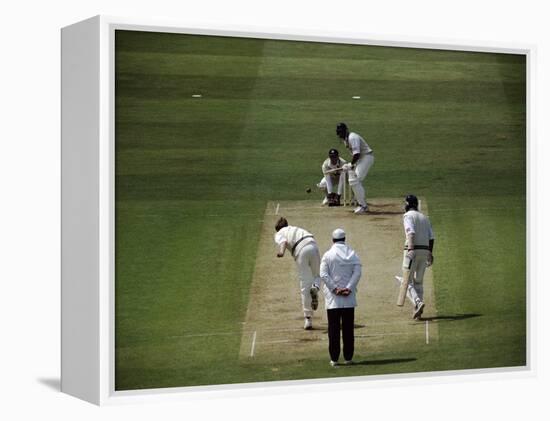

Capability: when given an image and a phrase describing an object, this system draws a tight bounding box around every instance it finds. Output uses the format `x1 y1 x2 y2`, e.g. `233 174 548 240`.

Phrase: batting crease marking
250 330 257 357
425 320 429 344
275 203 280 215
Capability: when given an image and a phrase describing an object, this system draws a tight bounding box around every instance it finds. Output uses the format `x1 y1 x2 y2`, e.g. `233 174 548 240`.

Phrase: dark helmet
275 216 288 232
328 148 339 157
336 122 348 138
405 194 419 211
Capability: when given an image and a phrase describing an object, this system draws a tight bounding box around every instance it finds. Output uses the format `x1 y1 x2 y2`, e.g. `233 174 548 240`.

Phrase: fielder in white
274 217 321 330
398 194 435 319
336 123 375 215
317 148 347 206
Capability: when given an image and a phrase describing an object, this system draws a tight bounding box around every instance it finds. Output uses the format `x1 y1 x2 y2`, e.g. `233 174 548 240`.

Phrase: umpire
319 228 362 366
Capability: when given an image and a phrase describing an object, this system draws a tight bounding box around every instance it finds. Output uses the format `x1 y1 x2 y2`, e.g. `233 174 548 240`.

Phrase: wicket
342 172 353 206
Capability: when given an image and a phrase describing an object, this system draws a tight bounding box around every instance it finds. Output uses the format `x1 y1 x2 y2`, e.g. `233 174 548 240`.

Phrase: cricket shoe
330 361 338 367
322 196 329 206
394 275 403 285
310 285 319 311
413 301 425 319
354 205 369 215
304 317 313 330
344 360 353 365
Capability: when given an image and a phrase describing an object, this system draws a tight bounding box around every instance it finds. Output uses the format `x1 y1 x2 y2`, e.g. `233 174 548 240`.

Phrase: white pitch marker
275 203 280 215
250 331 257 357
191 94 202 98
352 96 361 99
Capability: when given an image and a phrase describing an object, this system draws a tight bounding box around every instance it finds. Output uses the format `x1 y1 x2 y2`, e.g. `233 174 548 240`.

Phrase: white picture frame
61 15 533 405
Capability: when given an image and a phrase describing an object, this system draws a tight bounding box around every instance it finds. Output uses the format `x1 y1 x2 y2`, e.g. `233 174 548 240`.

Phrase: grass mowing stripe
117 74 525 103
116 31 525 66
116 51 525 83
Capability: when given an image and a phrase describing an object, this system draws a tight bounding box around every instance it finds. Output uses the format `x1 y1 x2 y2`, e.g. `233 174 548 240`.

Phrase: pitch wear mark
250 331 257 357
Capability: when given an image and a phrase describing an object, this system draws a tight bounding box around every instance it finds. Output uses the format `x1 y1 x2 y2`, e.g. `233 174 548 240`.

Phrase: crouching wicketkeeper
317 148 347 206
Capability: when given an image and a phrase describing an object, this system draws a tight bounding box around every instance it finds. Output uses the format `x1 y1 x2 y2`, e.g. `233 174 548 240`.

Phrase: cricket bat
396 268 411 306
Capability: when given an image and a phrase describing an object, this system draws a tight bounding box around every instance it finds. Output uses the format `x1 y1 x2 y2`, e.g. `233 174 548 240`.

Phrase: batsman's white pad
347 169 360 186
397 255 413 306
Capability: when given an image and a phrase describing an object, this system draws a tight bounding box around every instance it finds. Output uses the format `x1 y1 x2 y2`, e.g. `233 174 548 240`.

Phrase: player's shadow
420 313 482 322
350 357 417 366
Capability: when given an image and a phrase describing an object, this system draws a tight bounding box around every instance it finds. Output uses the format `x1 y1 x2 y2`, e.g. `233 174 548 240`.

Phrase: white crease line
165 320 428 340
168 332 236 339
418 199 422 211
250 330 257 357
266 204 522 214
425 320 429 344
356 332 411 338
261 339 295 344
275 203 280 215
257 332 417 345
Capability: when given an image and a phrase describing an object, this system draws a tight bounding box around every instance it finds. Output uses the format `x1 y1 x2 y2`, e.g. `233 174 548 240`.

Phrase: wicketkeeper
317 148 347 206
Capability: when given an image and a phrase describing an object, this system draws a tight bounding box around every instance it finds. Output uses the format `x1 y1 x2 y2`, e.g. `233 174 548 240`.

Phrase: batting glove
426 253 434 267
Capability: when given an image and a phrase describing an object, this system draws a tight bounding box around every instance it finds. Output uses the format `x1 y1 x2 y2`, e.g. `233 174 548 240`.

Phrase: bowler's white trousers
295 242 321 317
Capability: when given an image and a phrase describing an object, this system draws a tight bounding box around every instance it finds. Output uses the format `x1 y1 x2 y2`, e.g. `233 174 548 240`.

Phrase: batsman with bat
396 195 435 319
336 122 374 215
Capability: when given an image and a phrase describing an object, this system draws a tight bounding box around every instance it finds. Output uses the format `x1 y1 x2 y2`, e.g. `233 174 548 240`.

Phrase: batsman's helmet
404 194 419 211
336 122 348 138
328 148 339 157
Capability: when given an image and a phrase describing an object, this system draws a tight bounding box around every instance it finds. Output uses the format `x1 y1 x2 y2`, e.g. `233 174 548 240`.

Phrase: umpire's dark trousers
327 307 355 362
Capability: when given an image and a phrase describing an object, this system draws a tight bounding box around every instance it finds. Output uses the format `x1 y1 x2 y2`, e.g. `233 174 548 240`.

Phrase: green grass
114 30 526 390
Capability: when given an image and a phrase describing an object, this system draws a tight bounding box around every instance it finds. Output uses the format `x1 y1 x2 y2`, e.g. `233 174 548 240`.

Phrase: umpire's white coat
320 243 362 309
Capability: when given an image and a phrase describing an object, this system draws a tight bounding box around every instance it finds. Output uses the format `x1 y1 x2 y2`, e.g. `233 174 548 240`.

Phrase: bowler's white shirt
274 226 315 256
345 132 373 156
403 210 434 247
319 242 362 309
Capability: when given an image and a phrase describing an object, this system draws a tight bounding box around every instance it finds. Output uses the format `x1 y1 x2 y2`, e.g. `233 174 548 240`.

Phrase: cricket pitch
239 198 438 363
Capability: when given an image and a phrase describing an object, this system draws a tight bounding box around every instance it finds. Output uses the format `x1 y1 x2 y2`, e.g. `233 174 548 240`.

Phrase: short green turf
114 30 526 390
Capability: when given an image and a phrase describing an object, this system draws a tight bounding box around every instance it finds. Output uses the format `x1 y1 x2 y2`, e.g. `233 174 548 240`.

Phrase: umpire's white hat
332 228 346 241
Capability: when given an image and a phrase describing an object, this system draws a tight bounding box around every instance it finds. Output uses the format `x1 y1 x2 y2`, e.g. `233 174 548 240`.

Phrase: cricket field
114 30 526 390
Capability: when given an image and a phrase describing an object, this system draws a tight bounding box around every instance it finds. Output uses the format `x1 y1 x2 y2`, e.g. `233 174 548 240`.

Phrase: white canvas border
67 15 534 405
